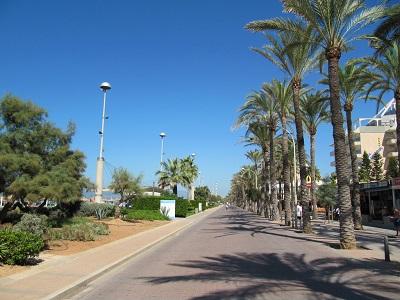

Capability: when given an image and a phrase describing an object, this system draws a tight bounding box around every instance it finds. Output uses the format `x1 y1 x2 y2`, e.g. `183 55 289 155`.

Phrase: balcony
386 151 398 158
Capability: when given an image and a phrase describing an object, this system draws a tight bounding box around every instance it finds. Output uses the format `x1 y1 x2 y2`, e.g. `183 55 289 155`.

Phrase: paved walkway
71 207 400 300
0 207 219 300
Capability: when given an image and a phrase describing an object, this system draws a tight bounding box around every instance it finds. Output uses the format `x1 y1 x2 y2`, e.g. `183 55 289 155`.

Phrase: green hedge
130 197 190 218
190 200 207 211
122 210 169 221
175 199 189 217
0 229 44 265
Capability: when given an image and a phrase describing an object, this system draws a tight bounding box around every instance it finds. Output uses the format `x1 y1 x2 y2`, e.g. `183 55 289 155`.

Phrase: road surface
72 207 400 300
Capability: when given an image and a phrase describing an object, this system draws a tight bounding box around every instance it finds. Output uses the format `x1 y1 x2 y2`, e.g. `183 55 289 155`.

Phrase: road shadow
140 252 400 300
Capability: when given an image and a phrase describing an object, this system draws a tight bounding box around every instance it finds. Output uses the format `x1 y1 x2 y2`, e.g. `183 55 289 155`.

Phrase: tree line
229 0 399 249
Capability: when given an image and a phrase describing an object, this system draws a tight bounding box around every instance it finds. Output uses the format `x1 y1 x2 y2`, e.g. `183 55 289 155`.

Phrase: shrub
122 210 169 221
2 208 23 224
13 214 48 236
190 200 207 211
47 217 109 241
0 229 44 265
175 199 189 217
132 196 179 211
77 202 115 219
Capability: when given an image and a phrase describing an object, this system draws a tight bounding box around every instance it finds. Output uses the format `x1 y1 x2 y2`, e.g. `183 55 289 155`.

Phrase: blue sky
0 0 387 196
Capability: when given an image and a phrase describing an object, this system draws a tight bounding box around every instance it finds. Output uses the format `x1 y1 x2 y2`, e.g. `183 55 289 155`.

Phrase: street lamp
159 132 166 171
189 153 196 200
95 81 111 203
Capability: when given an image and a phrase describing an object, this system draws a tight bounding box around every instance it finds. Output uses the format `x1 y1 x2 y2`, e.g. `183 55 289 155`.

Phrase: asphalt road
72 207 400 300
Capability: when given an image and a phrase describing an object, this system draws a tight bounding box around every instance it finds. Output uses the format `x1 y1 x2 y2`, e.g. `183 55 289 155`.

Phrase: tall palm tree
246 23 319 233
237 90 280 220
321 61 372 229
263 80 293 225
246 0 384 249
181 155 199 200
301 91 329 220
244 122 270 216
156 158 181 195
372 4 400 54
245 149 262 190
360 42 400 174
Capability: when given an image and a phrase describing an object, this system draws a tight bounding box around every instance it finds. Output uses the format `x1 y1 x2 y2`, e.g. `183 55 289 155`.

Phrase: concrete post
95 157 104 203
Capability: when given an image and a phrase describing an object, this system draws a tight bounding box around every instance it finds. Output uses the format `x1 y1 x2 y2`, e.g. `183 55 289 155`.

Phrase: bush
0 229 44 265
122 210 169 221
132 196 179 211
13 214 48 236
77 202 115 219
1 208 23 224
175 199 189 217
190 200 207 211
47 217 109 241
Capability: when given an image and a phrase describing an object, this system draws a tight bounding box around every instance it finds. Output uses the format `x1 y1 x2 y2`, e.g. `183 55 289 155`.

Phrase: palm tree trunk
395 86 400 172
173 185 178 196
269 127 279 221
282 118 292 225
310 133 317 220
345 108 363 230
292 78 312 233
326 47 356 249
262 144 269 218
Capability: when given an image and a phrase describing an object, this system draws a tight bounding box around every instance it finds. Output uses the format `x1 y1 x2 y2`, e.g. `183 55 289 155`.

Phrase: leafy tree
194 186 211 201
386 157 399 179
316 177 337 222
359 151 372 183
0 95 87 222
109 168 143 203
371 152 384 182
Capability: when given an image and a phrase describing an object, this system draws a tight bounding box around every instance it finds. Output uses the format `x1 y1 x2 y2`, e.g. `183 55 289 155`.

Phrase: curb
45 206 220 300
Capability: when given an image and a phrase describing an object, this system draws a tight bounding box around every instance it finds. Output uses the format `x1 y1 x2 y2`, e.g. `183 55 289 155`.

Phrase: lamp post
159 132 166 171
189 153 196 200
95 81 111 203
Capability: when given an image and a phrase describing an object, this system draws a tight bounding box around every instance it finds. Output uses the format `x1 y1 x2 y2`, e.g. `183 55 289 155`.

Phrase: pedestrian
225 202 229 210
296 204 302 228
334 207 340 221
391 209 400 236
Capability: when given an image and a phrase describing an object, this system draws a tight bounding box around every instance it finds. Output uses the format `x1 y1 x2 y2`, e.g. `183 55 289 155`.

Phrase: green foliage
194 186 211 201
109 168 143 203
175 199 189 217
0 95 89 221
156 156 198 195
386 157 399 179
371 152 384 181
316 178 337 209
190 200 207 211
13 214 48 236
0 229 44 265
48 217 109 241
359 151 372 183
132 196 177 210
122 210 169 221
77 202 115 220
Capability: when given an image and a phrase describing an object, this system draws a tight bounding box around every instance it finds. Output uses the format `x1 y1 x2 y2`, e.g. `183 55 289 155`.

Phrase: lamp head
160 132 166 138
100 82 112 91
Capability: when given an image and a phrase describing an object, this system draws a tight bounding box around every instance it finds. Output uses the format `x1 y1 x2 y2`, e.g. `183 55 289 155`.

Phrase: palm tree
244 122 270 216
301 91 329 221
263 80 293 225
372 3 400 54
156 158 181 196
321 61 372 230
246 23 319 233
246 0 384 249
237 90 279 220
181 155 199 200
245 149 262 190
360 42 400 174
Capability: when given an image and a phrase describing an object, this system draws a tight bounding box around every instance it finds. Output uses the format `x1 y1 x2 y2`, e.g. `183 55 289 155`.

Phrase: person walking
296 204 302 229
392 209 400 236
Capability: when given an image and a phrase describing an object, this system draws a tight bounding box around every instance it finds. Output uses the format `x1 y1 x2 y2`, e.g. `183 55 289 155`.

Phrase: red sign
393 177 400 187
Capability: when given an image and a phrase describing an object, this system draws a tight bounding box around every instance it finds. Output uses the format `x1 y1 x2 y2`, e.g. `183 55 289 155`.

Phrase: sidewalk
0 207 219 300
311 219 400 262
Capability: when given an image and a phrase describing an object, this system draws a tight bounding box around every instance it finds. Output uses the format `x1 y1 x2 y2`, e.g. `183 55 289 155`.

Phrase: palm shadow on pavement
140 252 400 300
